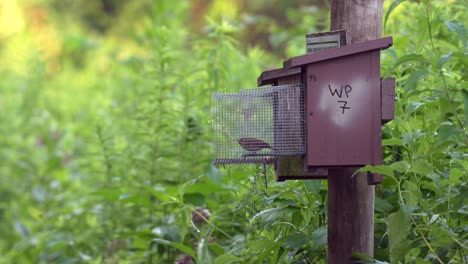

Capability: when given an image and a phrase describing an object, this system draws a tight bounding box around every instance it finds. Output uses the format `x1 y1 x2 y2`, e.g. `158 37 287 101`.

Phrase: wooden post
327 1 382 263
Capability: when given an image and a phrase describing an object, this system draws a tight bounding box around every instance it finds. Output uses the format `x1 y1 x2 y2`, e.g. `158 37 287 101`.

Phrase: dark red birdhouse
213 34 395 185
283 37 393 169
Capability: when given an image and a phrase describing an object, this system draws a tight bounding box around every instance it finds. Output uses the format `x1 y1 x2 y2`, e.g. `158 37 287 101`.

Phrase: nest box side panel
381 78 396 124
274 73 327 181
370 50 383 167
306 52 381 167
276 74 301 86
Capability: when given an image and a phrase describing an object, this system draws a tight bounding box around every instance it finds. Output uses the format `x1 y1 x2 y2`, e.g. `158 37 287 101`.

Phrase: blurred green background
0 0 466 263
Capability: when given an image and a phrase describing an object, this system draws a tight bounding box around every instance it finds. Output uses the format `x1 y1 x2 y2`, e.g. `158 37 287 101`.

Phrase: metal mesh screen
212 84 305 164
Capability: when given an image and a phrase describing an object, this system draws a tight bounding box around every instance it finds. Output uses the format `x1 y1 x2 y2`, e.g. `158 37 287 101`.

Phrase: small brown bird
237 137 275 152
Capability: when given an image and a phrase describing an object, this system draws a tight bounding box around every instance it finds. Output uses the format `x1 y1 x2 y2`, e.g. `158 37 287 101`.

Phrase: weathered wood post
327 0 382 263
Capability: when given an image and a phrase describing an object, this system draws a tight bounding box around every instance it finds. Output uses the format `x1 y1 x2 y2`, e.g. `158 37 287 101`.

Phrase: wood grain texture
328 168 375 262
381 78 396 124
284 37 392 68
330 0 382 44
328 0 382 263
257 67 301 86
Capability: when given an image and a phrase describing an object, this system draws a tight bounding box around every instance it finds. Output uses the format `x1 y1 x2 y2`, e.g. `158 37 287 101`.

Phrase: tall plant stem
411 216 444 264
425 5 468 145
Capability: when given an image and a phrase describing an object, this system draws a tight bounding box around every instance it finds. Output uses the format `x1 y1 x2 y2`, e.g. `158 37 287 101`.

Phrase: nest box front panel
306 51 381 167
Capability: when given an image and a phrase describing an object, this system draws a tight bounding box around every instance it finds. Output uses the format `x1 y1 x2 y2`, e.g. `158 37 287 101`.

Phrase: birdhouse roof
283 37 393 68
257 67 301 86
257 37 392 87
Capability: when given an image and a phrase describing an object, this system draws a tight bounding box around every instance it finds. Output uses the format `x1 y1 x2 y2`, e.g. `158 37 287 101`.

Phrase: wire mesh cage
212 84 305 165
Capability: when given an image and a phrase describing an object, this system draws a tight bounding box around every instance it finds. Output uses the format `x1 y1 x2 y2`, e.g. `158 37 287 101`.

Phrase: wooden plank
381 78 396 124
305 52 375 167
306 30 347 53
284 37 392 69
257 67 301 86
368 50 383 185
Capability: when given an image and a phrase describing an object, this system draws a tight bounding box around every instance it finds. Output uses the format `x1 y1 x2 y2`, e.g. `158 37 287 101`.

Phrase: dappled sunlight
0 0 24 38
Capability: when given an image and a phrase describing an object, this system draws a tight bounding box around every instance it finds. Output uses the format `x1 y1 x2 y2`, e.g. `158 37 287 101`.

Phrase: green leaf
457 205 468 215
197 238 213 264
392 54 429 69
184 182 223 195
248 238 281 262
359 165 394 177
214 254 242 264
384 0 406 31
31 185 47 203
437 52 452 68
303 180 321 194
291 210 303 228
390 161 409 173
448 168 463 185
387 208 411 263
375 197 394 213
430 226 457 246
403 181 421 207
382 138 405 147
311 226 327 248
445 20 467 50
208 243 224 256
151 238 195 258
409 159 432 175
182 193 205 206
250 206 286 224
437 122 461 142
351 252 390 263
91 189 122 201
384 48 398 63
404 70 428 91
249 238 274 253
462 88 468 126
391 239 414 264
152 224 182 243
261 242 281 263
284 232 310 249
150 186 175 202
407 101 424 115
207 165 223 183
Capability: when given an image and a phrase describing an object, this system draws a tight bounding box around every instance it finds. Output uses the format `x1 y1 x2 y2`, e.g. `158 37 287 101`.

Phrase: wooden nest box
214 31 395 185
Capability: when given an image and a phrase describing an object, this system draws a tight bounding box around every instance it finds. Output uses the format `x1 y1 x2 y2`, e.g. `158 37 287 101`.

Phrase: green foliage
361 0 467 263
0 0 466 263
387 208 411 263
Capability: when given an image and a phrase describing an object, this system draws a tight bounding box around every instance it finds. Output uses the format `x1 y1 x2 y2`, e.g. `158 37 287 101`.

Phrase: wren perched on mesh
237 137 276 152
